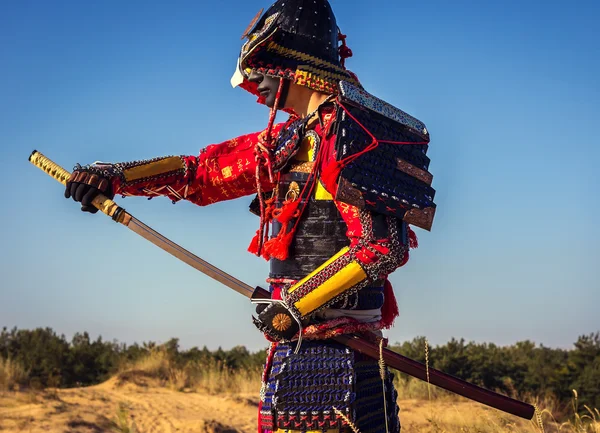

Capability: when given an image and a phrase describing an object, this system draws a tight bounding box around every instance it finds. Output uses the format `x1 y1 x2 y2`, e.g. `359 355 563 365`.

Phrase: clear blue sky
1 0 598 352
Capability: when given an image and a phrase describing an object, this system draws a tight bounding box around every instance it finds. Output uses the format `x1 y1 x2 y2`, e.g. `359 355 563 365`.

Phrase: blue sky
1 0 598 352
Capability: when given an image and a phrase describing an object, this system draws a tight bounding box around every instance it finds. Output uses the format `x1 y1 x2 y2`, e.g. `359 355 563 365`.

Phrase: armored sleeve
83 124 285 206
283 200 408 320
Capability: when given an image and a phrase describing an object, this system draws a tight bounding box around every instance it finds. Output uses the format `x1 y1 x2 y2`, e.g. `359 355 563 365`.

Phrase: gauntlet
64 164 114 213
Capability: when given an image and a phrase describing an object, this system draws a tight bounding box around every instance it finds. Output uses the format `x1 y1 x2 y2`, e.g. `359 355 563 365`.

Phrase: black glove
253 302 300 342
64 165 114 213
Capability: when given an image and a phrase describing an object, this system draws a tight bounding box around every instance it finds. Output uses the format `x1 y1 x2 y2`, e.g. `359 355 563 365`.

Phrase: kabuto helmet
230 0 360 100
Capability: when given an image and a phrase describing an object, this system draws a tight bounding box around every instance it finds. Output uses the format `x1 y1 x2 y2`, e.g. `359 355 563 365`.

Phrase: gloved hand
64 165 114 213
253 302 300 342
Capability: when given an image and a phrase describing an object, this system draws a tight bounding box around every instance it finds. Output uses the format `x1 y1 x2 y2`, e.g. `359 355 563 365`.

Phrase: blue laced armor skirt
259 339 401 433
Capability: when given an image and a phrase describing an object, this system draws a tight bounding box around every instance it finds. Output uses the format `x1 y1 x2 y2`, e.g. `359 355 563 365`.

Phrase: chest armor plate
269 171 349 281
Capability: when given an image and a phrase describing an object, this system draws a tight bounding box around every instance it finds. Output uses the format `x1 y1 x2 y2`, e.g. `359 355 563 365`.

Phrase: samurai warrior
63 1 436 432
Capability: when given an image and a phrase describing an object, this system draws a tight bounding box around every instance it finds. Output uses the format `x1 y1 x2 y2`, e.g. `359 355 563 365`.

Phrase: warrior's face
248 70 288 109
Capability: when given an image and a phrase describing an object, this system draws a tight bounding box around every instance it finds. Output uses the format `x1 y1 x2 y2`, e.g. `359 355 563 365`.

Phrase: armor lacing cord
260 94 336 261
321 100 427 196
261 151 321 260
257 342 278 433
333 101 424 251
379 338 390 433
332 407 361 433
284 95 336 229
320 101 377 190
264 78 286 149
252 79 286 257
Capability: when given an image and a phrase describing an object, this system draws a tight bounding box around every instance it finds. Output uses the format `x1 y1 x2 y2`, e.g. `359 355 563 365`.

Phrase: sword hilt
29 150 131 225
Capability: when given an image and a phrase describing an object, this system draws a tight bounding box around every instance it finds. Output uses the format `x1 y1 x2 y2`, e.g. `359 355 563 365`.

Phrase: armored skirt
259 339 401 433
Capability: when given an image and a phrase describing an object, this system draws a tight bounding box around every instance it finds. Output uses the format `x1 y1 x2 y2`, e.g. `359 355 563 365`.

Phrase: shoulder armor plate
333 81 437 231
338 81 429 140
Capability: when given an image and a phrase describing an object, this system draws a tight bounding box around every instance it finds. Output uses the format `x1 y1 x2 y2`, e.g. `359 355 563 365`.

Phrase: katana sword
28 149 536 421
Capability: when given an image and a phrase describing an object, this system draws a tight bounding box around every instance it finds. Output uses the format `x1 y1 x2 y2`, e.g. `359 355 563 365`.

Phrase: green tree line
0 327 266 388
1 327 598 409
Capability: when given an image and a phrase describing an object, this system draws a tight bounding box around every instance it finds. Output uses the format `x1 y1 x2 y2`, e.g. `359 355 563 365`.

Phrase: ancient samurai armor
68 1 435 432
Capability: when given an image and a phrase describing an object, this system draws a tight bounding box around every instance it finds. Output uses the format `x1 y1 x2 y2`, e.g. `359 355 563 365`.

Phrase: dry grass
183 359 262 394
395 376 457 401
557 390 600 433
116 349 262 395
386 338 597 432
3 350 598 433
119 349 171 378
0 357 28 391
108 402 138 433
114 350 599 433
392 382 600 433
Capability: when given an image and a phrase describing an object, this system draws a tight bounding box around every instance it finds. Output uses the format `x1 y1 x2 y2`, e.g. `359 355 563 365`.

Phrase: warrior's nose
247 71 264 84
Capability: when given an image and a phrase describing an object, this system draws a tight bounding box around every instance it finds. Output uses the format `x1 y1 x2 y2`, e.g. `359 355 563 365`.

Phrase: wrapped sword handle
28 150 131 225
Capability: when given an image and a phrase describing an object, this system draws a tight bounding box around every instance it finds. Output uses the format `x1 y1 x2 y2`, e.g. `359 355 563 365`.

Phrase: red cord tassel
248 229 261 255
381 279 399 328
262 228 294 261
408 225 419 249
273 199 300 224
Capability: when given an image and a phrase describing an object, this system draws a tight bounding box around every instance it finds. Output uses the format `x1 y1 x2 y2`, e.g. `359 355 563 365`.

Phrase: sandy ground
0 376 259 433
0 379 542 433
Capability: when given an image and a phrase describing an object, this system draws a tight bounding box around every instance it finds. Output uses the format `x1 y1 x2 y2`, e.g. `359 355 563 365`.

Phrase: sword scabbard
29 150 131 225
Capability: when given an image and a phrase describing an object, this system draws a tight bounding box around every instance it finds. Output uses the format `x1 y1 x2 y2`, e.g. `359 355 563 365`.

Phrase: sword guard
252 286 271 300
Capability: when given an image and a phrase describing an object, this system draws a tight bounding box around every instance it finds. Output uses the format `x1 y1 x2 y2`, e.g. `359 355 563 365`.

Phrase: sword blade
127 216 255 298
